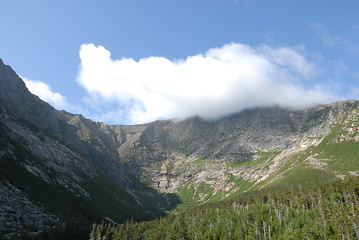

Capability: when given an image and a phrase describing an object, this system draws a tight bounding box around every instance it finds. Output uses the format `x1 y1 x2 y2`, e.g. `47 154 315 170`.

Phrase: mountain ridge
0 58 358 238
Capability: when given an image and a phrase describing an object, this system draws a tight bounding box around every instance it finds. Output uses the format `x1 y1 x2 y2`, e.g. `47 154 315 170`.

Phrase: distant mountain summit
0 59 358 239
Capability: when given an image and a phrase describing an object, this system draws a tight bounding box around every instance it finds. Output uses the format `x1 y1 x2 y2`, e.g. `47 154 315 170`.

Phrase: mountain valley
0 58 358 239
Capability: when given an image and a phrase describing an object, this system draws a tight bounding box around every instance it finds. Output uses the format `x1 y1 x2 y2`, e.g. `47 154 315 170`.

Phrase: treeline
90 177 359 240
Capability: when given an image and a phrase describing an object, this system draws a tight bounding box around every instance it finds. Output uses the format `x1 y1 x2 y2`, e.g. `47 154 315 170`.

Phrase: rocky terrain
0 58 358 238
117 100 359 209
0 182 58 239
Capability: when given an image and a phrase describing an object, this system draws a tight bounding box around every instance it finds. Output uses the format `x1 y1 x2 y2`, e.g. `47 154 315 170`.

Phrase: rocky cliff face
0 60 179 238
0 58 358 238
111 100 359 209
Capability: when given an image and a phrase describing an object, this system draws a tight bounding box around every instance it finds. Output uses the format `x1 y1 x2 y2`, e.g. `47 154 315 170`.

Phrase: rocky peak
0 59 66 134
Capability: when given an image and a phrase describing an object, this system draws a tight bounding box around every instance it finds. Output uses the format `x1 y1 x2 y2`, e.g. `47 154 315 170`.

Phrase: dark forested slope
90 177 359 240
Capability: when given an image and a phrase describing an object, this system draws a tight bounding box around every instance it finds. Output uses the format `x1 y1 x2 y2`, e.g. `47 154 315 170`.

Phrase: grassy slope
260 110 359 189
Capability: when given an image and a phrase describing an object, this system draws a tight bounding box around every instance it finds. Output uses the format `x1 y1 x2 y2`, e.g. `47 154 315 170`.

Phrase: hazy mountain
0 59 358 239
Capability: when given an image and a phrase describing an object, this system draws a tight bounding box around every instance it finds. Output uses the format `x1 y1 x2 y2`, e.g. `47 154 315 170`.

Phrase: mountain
0 59 180 239
115 99 359 211
0 58 358 239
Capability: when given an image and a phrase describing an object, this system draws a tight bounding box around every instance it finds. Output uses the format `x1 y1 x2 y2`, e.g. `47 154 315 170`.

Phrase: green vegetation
89 177 359 240
164 160 174 173
257 117 359 189
176 183 202 210
228 150 279 168
226 176 254 194
175 177 255 212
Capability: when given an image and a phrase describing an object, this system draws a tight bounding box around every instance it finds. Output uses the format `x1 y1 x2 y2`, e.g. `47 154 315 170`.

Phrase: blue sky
1 0 359 124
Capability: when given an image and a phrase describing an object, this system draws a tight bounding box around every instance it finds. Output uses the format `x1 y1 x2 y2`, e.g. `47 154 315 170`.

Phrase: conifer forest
90 177 359 240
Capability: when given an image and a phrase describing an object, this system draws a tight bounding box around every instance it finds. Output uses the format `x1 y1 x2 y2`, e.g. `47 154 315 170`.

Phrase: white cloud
22 77 68 109
77 43 336 124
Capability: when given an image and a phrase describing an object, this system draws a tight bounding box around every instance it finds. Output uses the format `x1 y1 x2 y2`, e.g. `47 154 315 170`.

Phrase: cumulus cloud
22 77 68 109
77 43 336 124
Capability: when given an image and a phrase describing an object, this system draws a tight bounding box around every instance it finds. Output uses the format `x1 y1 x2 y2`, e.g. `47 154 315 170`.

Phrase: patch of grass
176 181 216 210
164 160 174 173
276 168 336 187
176 183 196 210
228 150 280 168
326 143 359 172
175 156 208 168
193 156 206 164
230 177 255 193
196 182 215 201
